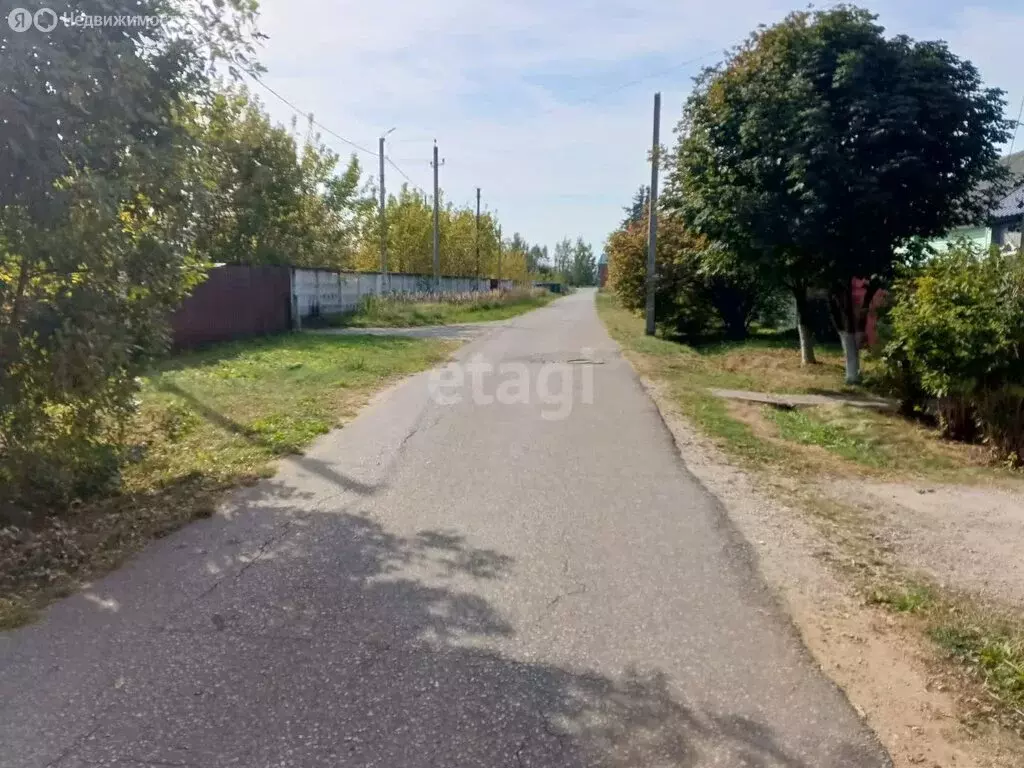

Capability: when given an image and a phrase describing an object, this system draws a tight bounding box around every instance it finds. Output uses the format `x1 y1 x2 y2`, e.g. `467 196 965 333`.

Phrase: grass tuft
930 620 1024 715
868 583 935 613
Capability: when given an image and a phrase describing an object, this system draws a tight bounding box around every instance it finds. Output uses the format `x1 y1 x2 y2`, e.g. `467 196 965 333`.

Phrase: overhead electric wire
241 71 378 158
385 156 427 195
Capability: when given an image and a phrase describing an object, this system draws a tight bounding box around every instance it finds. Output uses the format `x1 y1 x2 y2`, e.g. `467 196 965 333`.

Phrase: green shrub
605 218 714 337
605 216 780 340
882 244 1024 460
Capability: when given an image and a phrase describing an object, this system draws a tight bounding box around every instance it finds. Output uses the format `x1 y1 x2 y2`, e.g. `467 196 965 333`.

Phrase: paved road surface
309 321 500 340
0 289 889 767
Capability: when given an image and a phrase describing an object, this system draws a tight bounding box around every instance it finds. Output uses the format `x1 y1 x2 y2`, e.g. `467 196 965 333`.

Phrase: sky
253 0 1024 257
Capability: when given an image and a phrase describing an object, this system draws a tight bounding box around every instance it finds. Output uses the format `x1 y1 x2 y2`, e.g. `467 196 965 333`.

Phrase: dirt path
825 481 1024 610
638 376 1023 768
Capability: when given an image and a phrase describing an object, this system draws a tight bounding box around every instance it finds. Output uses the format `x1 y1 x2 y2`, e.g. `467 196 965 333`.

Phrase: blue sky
255 0 1024 257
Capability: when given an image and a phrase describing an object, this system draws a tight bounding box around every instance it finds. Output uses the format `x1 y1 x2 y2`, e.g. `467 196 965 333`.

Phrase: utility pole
645 92 661 336
378 128 395 290
475 187 481 283
431 141 444 288
378 137 386 277
496 222 503 285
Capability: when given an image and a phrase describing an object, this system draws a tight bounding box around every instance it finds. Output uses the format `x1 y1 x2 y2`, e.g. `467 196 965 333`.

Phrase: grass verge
326 288 555 328
0 332 455 629
597 292 1001 482
596 290 1024 734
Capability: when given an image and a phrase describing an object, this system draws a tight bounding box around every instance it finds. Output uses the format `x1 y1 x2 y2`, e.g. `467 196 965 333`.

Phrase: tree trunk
829 282 861 384
839 331 860 384
793 285 816 365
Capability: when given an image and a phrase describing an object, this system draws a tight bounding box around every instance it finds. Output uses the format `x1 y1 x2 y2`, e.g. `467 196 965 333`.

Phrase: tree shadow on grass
41 477 888 768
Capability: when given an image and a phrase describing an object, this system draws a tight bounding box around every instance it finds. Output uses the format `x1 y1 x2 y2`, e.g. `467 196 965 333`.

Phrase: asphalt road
0 289 889 767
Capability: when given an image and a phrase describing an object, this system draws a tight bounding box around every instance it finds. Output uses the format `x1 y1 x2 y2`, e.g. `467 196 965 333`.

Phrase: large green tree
552 238 573 279
192 90 373 270
569 238 597 286
670 5 1009 381
1 0 259 506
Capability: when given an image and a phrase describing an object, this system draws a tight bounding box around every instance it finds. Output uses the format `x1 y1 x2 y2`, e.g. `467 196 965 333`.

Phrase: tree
193 91 372 270
527 245 547 273
552 238 573 279
606 212 777 339
1 0 260 506
621 185 649 227
569 238 597 286
670 6 1010 382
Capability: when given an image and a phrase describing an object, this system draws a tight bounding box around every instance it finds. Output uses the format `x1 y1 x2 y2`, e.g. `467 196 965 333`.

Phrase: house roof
991 151 1024 223
993 186 1024 222
1001 149 1024 179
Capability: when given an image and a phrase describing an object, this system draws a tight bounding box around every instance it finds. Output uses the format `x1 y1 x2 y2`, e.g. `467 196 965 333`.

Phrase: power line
385 156 426 195
242 71 378 157
1009 93 1024 155
569 50 719 108
524 48 720 120
180 16 381 160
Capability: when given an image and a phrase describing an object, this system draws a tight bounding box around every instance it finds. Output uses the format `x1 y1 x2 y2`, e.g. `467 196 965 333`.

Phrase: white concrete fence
291 269 517 326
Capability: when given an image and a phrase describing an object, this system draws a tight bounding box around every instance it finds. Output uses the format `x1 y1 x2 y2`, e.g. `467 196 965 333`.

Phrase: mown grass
597 291 1024 732
0 332 455 629
596 292 995 481
764 407 889 469
329 289 555 328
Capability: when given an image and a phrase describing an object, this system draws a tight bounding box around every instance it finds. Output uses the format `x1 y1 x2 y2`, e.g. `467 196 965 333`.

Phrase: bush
882 244 1024 461
605 216 780 339
606 218 714 337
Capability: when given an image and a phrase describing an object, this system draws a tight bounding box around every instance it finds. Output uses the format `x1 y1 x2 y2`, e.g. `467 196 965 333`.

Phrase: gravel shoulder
825 480 1024 611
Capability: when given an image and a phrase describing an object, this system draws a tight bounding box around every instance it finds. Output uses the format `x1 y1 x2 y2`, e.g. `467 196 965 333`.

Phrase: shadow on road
54 478 883 767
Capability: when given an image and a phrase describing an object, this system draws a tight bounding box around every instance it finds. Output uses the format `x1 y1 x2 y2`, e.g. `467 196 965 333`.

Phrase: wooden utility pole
378 128 395 290
475 187 481 282
645 92 661 336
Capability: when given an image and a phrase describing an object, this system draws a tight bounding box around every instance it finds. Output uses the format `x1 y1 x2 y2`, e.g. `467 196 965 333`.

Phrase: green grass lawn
331 290 555 328
0 332 455 628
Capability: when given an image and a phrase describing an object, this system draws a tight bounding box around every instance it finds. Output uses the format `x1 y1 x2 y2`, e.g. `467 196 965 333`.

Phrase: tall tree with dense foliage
568 238 597 286
1 0 260 506
552 238 573 279
670 5 1009 381
193 90 372 270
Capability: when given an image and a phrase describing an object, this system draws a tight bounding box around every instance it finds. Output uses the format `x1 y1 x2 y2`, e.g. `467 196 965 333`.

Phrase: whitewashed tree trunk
798 323 817 365
839 331 861 384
